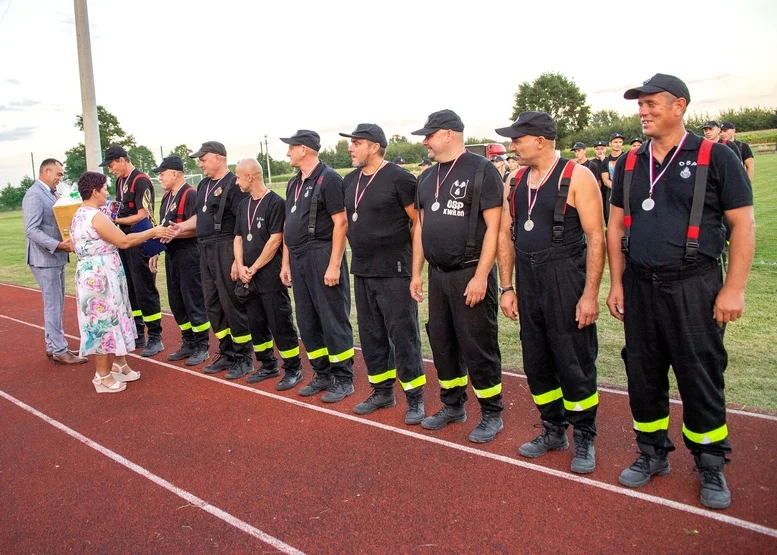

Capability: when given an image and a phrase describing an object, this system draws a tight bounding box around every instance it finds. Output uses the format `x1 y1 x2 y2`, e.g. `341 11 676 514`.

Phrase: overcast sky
1 0 776 186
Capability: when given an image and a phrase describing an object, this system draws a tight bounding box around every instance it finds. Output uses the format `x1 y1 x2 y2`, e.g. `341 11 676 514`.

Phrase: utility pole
160 146 164 161
264 134 272 185
73 0 102 170
30 153 35 178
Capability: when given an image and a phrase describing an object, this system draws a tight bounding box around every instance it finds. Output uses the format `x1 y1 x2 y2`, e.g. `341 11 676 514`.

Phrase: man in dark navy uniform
607 74 754 509
703 120 744 163
721 122 754 180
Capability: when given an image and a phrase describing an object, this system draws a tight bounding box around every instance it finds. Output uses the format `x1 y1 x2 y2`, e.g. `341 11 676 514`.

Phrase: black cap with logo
571 142 587 151
630 137 644 145
189 141 227 158
721 122 735 130
151 156 185 173
623 73 691 104
419 158 432 167
702 120 721 129
280 130 321 151
411 109 465 135
495 111 557 139
593 140 607 147
99 145 129 167
339 123 387 148
610 132 625 141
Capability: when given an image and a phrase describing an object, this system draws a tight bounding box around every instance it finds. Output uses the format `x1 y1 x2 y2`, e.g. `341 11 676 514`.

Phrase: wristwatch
499 285 514 295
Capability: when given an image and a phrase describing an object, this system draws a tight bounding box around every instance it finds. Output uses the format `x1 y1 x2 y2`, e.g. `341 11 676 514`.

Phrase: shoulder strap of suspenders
307 172 326 238
620 149 639 254
509 167 529 219
214 176 233 232
464 159 488 259
552 160 576 245
176 186 192 223
686 139 714 261
125 172 149 209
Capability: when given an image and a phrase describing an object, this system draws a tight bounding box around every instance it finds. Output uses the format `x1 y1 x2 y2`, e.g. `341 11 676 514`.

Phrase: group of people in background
22 73 755 512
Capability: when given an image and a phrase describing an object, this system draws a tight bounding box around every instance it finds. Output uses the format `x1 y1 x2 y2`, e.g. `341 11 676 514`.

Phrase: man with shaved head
234 159 303 390
608 74 754 509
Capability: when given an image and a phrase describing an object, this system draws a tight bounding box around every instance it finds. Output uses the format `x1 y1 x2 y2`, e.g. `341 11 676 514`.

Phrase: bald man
234 160 303 390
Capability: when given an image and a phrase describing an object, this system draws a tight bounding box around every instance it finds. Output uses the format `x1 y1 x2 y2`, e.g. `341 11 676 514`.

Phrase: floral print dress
71 206 136 356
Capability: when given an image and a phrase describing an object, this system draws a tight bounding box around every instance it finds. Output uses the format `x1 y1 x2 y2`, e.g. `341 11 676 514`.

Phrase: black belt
627 257 719 282
432 259 479 273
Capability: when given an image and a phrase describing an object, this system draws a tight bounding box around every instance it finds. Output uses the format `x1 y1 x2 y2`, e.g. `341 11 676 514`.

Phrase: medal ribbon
647 132 689 199
526 156 561 220
246 189 269 233
354 160 387 212
293 161 321 205
434 150 467 201
204 174 226 202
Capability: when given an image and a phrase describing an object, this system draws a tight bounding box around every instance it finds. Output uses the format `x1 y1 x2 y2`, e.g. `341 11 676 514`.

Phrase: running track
1 282 775 553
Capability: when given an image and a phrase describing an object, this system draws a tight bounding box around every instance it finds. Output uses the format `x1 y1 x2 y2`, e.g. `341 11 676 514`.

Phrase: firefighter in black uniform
496 113 605 473
170 142 253 378
721 122 755 180
409 109 504 444
152 156 210 366
233 159 303 391
703 120 744 163
100 146 164 357
607 74 754 510
339 123 426 424
279 130 355 403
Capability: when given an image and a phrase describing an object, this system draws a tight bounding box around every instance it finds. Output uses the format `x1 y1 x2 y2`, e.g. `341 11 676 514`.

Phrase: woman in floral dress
71 172 166 393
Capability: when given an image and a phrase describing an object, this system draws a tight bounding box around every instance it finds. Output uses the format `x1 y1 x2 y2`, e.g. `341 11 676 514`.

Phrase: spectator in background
394 156 406 167
491 154 509 182
630 138 644 150
417 158 432 176
721 122 754 180
600 133 625 224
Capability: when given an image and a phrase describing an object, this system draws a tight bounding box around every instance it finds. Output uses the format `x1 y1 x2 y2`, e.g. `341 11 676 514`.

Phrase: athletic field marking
2 314 776 541
1 283 774 423
0 388 306 555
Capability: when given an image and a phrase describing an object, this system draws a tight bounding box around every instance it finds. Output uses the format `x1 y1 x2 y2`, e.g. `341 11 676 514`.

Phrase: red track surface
1 282 776 553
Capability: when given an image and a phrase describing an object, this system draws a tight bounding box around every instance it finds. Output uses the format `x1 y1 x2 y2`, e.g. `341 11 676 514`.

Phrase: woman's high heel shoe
111 362 140 382
93 372 126 393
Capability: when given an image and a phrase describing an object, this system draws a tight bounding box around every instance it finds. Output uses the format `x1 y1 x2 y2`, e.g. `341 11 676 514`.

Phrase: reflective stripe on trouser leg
563 391 599 412
633 416 670 433
171 245 210 348
207 239 252 357
682 423 728 445
368 369 396 385
124 243 162 338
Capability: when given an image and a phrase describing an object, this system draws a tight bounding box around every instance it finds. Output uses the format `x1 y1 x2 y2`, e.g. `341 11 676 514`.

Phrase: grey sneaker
421 405 466 430
519 422 569 458
321 376 355 403
353 389 396 415
618 447 670 488
405 393 425 425
468 411 504 443
570 429 596 474
695 453 731 509
298 373 332 397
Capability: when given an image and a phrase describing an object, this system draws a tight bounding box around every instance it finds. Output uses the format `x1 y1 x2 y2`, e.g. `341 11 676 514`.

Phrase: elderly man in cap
496 112 604 473
279 130 356 403
339 123 426 423
152 156 210 366
409 109 505 443
703 120 744 163
721 122 754 179
101 145 164 356
170 141 253 378
607 73 754 509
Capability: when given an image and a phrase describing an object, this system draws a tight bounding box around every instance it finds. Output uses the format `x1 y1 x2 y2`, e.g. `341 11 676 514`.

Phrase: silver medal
202 205 207 213
524 220 534 231
642 198 655 211
431 201 440 211
352 212 358 222
291 205 297 213
246 233 253 242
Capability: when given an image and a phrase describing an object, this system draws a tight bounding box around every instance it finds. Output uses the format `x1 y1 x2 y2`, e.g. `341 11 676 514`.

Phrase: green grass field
3 155 776 410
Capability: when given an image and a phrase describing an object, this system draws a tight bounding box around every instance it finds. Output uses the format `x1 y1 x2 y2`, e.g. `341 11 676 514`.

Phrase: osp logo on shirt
443 178 468 217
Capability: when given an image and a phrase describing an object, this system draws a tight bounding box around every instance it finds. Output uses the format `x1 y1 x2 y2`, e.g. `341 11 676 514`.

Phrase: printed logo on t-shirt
254 216 264 229
304 185 312 197
450 179 468 200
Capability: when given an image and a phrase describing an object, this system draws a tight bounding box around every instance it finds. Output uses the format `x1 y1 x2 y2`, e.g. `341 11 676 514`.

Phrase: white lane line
2 313 776 541
0 389 306 555
2 285 775 423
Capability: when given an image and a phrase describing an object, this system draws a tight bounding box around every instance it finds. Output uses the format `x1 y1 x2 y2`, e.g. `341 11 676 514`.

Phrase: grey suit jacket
22 180 69 267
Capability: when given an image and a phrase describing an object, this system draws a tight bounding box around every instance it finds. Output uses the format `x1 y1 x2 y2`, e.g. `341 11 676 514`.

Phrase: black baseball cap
630 137 644 145
99 145 129 167
623 73 691 104
506 154 518 161
610 133 624 141
571 142 587 151
702 120 720 129
393 156 406 164
339 123 388 148
419 158 432 167
495 111 557 139
190 141 227 158
280 129 321 151
721 121 735 130
151 156 184 173
491 154 506 162
411 109 464 135
593 140 607 147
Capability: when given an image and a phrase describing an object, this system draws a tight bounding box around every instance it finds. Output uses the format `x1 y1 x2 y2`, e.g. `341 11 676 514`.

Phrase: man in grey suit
22 158 87 364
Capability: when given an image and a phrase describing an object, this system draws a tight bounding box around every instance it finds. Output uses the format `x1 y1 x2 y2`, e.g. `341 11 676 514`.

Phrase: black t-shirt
234 191 285 292
611 133 753 267
734 140 754 162
720 139 743 163
195 172 248 241
602 153 624 184
159 183 198 252
415 151 504 268
284 162 345 252
117 168 155 231
343 162 416 277
511 159 584 253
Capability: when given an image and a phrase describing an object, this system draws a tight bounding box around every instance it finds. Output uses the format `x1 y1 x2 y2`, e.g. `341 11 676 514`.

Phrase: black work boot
225 356 254 380
203 352 232 374
468 410 504 443
134 334 147 351
353 388 396 415
321 376 355 403
167 341 196 361
246 360 280 384
276 367 303 391
618 445 670 488
694 453 731 509
421 404 467 430
140 336 164 357
185 347 210 366
570 429 596 474
405 390 425 425
519 421 569 458
298 373 333 397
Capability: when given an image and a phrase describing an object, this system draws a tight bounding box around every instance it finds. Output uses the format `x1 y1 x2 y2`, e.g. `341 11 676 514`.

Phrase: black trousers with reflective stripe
199 239 252 360
288 243 353 379
354 275 424 393
516 243 598 434
165 245 209 349
427 265 502 413
623 259 730 456
245 287 301 371
119 244 162 339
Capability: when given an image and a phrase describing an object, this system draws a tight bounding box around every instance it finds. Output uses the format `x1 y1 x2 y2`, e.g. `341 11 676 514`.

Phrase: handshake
157 223 182 244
